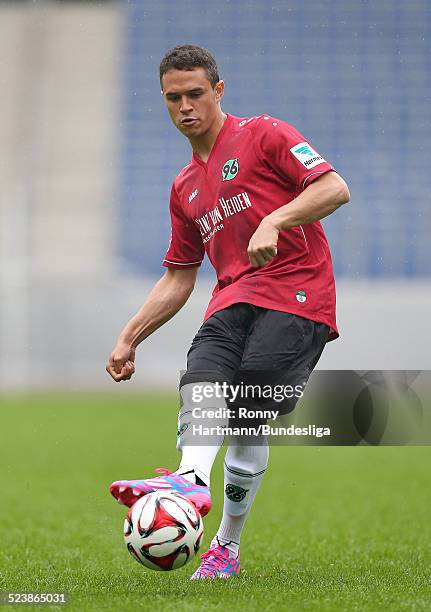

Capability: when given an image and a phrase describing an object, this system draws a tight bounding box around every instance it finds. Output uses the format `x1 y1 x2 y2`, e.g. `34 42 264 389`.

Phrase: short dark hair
159 45 220 89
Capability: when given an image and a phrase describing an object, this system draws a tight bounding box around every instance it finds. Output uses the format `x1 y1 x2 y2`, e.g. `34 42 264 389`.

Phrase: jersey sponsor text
195 191 253 243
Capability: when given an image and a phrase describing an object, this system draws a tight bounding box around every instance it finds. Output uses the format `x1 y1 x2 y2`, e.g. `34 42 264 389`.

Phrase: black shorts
181 303 329 417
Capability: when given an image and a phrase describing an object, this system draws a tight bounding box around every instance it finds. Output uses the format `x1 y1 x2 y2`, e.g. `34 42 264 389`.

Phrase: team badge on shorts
296 290 307 303
222 158 239 181
225 483 248 502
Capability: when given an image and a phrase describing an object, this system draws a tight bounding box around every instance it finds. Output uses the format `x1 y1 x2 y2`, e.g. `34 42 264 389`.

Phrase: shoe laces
198 547 230 575
154 467 172 476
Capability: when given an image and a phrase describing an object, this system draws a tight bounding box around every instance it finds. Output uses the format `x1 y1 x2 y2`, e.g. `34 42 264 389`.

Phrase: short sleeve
163 184 205 269
253 117 335 190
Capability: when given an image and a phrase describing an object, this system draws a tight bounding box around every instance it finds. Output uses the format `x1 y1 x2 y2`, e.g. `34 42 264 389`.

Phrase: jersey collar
192 113 233 168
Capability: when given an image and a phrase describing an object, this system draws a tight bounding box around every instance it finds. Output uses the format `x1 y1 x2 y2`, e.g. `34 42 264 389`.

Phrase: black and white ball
124 491 204 571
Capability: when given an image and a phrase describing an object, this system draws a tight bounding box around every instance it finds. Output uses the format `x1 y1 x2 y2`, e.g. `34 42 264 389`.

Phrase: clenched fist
106 342 136 382
247 218 279 268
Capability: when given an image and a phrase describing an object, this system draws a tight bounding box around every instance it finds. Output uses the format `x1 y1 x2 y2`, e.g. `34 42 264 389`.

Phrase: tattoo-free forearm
118 269 197 348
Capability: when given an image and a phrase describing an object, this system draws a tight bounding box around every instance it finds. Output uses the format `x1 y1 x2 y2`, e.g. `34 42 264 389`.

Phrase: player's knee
177 380 230 449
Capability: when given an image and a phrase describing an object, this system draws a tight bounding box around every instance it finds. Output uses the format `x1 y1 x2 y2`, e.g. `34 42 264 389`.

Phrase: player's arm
106 266 198 382
247 171 350 267
267 170 350 229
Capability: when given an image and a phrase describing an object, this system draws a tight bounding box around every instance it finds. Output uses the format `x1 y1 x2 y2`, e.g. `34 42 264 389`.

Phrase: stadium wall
0 278 430 390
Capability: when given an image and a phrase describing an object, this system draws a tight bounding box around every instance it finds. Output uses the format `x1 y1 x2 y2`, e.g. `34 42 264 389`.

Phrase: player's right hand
106 342 136 382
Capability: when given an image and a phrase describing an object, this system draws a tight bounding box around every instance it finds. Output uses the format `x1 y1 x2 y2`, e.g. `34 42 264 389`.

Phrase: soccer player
106 45 350 579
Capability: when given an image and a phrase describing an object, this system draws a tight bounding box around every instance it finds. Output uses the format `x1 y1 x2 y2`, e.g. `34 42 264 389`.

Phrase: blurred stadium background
0 0 430 390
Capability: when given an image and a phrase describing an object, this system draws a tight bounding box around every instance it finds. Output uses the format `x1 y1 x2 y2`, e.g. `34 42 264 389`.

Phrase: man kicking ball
106 44 350 579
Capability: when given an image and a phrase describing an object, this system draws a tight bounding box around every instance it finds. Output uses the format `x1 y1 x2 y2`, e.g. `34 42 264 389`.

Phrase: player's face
161 68 224 138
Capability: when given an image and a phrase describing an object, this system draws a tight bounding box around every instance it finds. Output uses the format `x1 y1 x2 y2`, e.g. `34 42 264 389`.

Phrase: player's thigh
235 309 329 414
181 303 255 385
241 309 328 371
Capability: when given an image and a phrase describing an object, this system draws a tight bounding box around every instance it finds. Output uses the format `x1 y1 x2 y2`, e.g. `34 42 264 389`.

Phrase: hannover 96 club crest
225 483 248 502
222 158 239 181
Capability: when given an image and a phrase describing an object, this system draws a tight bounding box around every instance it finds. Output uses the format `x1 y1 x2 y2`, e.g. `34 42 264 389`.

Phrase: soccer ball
124 491 204 571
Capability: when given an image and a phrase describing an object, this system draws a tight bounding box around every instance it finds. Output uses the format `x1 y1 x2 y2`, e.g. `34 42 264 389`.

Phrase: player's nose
179 96 193 113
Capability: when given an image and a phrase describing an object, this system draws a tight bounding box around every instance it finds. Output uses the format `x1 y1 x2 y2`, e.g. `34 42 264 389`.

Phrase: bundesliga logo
290 142 325 169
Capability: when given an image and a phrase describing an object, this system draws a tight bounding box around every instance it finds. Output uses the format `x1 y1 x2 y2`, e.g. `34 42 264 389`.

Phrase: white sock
213 436 269 557
175 382 227 488
209 535 240 558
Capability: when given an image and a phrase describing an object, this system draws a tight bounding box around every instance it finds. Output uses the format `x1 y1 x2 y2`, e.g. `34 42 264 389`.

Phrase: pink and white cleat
190 545 240 580
109 468 212 517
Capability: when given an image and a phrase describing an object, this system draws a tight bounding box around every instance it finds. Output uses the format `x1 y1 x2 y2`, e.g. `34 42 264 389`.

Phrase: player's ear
214 80 224 103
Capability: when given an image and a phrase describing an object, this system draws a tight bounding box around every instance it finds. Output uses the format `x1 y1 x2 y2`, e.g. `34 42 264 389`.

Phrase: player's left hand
247 218 279 267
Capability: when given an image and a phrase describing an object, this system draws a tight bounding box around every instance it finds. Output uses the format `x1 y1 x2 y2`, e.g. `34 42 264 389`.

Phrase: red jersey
163 113 339 340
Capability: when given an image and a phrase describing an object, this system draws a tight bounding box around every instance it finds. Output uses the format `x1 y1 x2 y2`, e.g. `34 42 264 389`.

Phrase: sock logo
225 483 248 502
177 422 189 436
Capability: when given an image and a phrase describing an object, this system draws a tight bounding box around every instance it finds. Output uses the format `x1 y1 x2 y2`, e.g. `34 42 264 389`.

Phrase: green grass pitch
0 393 430 611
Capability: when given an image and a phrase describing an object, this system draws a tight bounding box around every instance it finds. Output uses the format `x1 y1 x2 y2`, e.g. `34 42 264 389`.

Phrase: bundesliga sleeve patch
290 142 326 169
